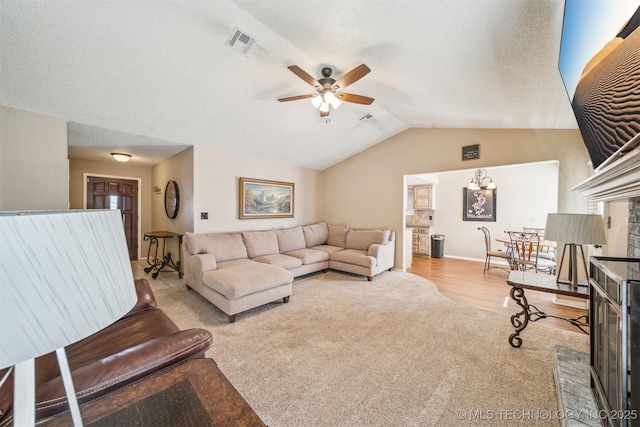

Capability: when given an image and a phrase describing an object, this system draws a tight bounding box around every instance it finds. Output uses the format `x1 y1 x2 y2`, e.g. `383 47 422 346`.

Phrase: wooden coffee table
38 358 265 427
506 271 589 348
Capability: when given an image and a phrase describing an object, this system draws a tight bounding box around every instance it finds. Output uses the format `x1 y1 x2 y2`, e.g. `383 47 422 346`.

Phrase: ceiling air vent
227 28 256 55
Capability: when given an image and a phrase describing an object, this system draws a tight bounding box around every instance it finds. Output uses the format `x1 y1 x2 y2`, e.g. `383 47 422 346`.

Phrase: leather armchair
0 278 212 425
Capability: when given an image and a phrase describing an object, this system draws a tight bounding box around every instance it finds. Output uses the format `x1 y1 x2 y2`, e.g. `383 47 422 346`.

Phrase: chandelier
467 169 496 190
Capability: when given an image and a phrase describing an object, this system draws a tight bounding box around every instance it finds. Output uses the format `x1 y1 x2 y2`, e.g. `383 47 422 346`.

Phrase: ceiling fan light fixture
323 91 336 104
311 95 322 108
279 64 374 115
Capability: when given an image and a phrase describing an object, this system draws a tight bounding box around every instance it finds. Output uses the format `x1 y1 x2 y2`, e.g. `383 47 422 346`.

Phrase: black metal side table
506 271 589 347
143 231 183 279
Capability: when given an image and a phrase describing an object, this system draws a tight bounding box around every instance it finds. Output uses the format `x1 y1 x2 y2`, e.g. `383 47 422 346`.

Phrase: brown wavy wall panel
572 28 640 169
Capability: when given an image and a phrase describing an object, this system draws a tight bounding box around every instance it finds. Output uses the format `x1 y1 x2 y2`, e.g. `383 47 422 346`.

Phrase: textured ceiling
0 0 592 169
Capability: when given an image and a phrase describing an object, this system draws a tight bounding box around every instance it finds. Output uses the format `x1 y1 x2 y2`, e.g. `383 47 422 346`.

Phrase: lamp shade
0 209 137 369
544 213 607 244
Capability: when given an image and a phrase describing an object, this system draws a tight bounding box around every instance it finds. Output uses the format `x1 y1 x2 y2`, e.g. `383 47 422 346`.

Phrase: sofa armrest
193 253 217 272
27 328 213 423
368 241 395 269
121 278 157 318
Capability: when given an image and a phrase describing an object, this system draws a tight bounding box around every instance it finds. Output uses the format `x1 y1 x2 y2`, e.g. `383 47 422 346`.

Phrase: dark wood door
87 176 138 260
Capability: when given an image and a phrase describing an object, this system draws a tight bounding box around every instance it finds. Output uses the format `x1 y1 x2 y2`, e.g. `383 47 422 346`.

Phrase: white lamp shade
0 209 137 369
544 213 607 244
311 95 322 108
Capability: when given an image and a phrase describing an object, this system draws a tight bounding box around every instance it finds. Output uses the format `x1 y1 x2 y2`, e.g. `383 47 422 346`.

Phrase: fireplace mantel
573 145 640 202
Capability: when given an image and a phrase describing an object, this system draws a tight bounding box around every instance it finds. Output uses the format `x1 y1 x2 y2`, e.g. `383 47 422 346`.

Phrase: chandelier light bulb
311 95 322 108
319 102 330 113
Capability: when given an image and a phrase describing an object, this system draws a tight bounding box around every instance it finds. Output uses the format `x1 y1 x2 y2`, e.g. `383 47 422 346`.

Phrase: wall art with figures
463 188 496 222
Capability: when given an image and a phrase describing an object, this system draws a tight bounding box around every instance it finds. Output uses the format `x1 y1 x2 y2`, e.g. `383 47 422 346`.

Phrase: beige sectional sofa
183 222 395 322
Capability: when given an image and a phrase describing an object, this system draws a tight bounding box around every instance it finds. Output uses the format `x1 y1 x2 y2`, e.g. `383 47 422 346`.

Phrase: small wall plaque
462 144 479 161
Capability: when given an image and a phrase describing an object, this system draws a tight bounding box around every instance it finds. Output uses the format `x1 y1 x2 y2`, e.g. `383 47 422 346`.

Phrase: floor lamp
544 213 607 288
0 210 138 426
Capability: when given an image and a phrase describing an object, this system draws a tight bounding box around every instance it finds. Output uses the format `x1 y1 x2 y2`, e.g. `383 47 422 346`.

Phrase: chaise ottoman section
203 259 293 299
199 259 293 323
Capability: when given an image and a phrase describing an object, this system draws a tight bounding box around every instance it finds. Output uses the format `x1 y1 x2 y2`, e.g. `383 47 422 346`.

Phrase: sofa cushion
253 254 303 270
284 248 330 264
202 259 293 299
242 230 279 258
310 245 345 255
331 249 376 268
276 226 306 253
302 222 328 247
327 224 349 248
185 232 247 262
346 229 390 250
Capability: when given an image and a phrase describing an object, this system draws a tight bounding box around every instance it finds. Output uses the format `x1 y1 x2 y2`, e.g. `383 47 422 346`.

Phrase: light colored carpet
155 270 589 426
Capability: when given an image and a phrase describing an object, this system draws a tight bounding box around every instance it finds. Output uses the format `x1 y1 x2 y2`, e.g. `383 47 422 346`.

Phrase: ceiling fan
278 64 374 117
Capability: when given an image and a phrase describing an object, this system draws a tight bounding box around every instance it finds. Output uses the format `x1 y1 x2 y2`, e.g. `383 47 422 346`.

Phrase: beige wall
192 145 324 233
2 106 595 271
429 162 559 263
151 148 195 257
322 128 592 268
69 158 153 259
0 106 68 210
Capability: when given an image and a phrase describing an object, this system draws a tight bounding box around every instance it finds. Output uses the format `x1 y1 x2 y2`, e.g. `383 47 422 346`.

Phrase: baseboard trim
444 255 510 267
553 295 588 309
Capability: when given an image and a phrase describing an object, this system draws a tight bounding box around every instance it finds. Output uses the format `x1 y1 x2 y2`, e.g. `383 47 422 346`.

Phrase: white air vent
227 28 255 55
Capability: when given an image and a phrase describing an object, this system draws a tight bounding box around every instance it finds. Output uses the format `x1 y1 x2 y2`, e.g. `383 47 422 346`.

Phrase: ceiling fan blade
336 93 375 105
278 94 315 102
288 65 321 88
332 64 371 90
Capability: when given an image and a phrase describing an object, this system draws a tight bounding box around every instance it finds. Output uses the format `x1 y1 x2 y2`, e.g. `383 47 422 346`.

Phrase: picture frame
463 188 496 222
239 177 294 219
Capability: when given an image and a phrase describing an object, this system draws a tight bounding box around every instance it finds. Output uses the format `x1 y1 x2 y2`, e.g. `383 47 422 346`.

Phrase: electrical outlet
201 212 208 220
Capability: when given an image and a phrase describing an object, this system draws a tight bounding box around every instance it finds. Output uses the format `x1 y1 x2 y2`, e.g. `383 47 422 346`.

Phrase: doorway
86 175 139 260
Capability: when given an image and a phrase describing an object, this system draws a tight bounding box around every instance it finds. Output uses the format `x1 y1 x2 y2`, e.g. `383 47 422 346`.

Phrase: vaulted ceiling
1 0 584 169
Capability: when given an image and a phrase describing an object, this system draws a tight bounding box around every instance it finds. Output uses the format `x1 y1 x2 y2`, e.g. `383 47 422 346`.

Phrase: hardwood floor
407 255 589 334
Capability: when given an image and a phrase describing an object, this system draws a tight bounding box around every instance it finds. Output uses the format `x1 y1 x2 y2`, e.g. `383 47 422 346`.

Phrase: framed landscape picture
463 188 496 222
239 177 294 219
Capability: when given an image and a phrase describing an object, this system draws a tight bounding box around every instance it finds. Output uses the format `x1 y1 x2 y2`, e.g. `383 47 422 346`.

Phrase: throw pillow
185 232 248 262
242 230 279 258
327 224 349 248
302 222 328 247
276 226 306 253
346 229 390 250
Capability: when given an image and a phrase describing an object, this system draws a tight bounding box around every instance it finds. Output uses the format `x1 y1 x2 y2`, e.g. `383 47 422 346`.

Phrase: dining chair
523 227 545 236
507 231 555 274
477 227 510 273
523 227 556 261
